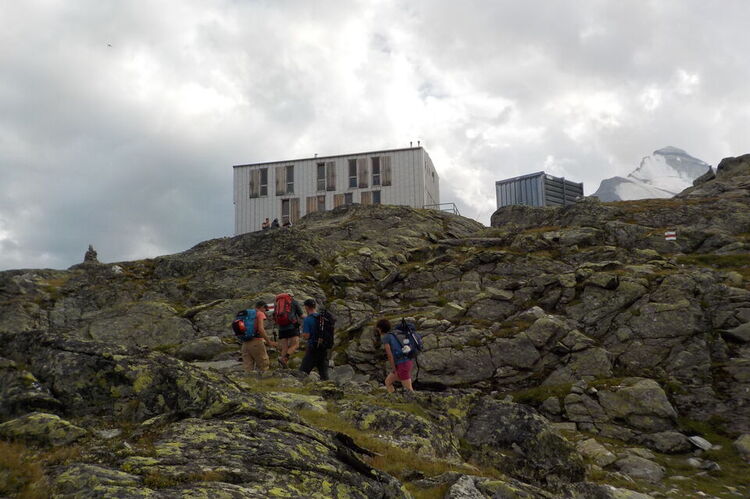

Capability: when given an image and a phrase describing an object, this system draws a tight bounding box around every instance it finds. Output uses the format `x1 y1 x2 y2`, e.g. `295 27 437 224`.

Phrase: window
361 191 381 206
286 165 294 194
325 161 336 191
249 167 268 198
372 157 381 186
333 193 344 207
281 198 300 225
260 168 268 196
282 198 289 223
306 195 326 213
345 193 353 205
357 158 369 188
381 156 392 186
316 163 326 191
348 159 357 188
275 165 286 195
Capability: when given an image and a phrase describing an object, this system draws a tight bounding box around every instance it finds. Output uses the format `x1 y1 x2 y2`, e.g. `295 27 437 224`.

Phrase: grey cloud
1 0 749 269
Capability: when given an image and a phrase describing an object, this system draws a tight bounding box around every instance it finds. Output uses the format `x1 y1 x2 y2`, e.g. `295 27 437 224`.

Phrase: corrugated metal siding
496 173 545 207
495 172 583 208
234 148 433 234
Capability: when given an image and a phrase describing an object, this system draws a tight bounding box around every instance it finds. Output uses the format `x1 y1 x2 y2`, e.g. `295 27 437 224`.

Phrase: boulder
576 438 617 467
0 357 62 420
716 153 750 179
693 167 716 187
614 455 665 483
75 301 198 350
445 475 484 499
596 378 677 432
723 323 750 343
637 431 692 453
733 433 750 460
118 416 405 498
336 399 460 459
0 412 87 446
463 397 585 489
541 397 561 416
55 464 143 495
175 335 227 361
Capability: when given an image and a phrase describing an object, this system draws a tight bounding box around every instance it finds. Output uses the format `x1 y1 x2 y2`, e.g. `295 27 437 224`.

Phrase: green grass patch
492 319 533 339
298 407 502 486
0 440 51 499
676 254 750 280
405 483 452 499
511 383 572 405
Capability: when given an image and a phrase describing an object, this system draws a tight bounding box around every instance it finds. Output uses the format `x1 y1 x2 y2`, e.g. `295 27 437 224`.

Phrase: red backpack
274 293 298 327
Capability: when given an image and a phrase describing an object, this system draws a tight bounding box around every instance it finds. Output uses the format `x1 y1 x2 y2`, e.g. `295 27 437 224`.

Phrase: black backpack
393 319 423 359
316 309 336 349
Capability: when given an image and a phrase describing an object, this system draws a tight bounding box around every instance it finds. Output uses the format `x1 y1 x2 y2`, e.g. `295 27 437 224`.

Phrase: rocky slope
1 154 750 498
592 147 712 201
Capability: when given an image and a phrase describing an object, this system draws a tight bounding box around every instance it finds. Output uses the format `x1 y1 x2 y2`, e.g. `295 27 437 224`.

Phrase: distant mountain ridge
593 146 712 201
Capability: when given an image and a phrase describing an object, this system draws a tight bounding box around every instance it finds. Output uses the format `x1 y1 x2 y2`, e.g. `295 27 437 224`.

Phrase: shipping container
495 172 583 208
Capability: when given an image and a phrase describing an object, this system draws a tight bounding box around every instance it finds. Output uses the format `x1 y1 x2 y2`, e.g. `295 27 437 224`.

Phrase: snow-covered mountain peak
592 147 712 202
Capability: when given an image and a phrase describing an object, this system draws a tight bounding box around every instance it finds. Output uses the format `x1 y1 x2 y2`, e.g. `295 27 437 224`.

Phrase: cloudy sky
1 1 749 270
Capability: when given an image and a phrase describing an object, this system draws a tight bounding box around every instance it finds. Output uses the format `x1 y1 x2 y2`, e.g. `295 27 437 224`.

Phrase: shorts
396 360 413 381
278 326 300 340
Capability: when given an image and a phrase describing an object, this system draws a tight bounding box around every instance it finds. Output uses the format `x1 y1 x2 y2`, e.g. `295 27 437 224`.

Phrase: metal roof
495 171 582 186
233 146 426 169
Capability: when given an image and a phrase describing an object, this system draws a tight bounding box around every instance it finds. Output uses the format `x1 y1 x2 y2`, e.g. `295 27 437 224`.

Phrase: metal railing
424 203 461 216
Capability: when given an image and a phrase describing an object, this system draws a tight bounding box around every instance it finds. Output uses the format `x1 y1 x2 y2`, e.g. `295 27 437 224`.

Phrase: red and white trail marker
665 231 677 241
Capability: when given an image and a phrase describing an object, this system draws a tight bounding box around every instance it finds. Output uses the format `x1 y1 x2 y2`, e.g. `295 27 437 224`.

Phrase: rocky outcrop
1 155 750 497
0 412 87 446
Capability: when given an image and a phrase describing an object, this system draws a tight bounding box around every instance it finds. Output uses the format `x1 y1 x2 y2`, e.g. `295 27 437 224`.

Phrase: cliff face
1 155 750 498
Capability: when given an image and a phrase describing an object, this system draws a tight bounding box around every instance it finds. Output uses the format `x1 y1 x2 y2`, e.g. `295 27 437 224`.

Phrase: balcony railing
424 202 461 216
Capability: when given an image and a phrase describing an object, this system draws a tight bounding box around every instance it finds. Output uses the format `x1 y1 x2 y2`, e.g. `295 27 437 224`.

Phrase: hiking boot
278 355 288 368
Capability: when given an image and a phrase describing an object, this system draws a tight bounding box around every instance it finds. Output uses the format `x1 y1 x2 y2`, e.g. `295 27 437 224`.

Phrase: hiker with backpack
376 318 422 393
300 298 335 381
274 292 304 367
232 301 277 372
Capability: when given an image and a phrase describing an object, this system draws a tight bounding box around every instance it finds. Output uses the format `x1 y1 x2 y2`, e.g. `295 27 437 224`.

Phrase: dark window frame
316 162 326 191
260 168 268 197
347 159 357 189
286 165 294 194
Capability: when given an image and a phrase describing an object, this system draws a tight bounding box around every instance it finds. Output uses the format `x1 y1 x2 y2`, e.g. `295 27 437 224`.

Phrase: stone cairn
83 244 99 264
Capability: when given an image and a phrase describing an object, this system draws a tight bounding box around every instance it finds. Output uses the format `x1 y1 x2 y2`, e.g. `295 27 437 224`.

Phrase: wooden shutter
249 169 260 198
333 194 345 208
360 191 372 205
306 196 317 214
290 198 300 223
275 166 286 196
357 158 369 188
326 161 336 191
382 156 392 186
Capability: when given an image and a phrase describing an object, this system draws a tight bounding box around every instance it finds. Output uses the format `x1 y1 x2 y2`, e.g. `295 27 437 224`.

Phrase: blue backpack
391 319 423 360
232 309 258 342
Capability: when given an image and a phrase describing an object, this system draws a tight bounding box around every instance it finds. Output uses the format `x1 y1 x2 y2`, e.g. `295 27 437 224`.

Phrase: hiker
376 318 414 392
271 218 280 228
241 301 277 372
300 298 330 381
275 292 303 367
261 218 270 230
